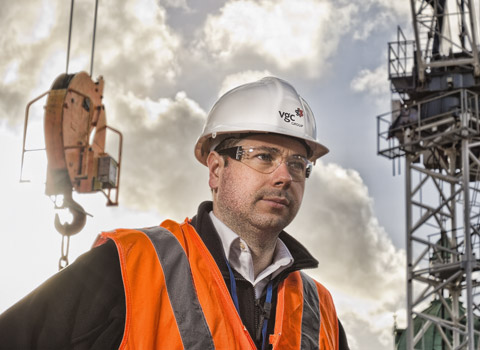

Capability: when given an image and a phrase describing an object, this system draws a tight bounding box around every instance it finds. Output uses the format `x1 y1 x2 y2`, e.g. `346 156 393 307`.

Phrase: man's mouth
261 196 290 207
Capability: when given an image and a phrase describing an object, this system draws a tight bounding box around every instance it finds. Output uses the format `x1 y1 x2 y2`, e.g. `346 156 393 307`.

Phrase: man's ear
207 151 223 191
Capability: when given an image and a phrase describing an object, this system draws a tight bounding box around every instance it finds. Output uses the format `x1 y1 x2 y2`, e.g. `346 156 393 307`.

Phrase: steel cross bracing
410 0 480 81
407 142 480 350
379 92 480 349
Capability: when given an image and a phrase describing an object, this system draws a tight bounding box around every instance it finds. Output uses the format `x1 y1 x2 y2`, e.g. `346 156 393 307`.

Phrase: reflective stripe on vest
300 272 321 348
271 270 338 350
139 227 214 349
97 220 339 350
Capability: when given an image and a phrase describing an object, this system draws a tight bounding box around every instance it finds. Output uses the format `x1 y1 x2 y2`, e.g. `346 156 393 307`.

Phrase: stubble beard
215 186 300 248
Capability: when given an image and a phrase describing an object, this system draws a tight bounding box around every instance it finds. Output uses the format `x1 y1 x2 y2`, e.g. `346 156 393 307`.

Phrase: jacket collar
190 201 319 276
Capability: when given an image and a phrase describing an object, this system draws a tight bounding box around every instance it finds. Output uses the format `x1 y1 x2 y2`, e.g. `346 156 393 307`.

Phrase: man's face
208 134 308 237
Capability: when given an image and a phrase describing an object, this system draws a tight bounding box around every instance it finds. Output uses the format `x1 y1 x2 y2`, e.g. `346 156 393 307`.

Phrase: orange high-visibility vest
94 219 339 349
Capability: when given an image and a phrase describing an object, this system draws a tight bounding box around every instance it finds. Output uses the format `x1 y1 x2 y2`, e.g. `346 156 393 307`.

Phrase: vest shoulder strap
272 271 339 350
96 226 215 350
301 272 339 350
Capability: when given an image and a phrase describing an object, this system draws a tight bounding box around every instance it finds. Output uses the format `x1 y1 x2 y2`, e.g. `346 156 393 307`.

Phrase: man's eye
255 153 274 162
288 161 305 171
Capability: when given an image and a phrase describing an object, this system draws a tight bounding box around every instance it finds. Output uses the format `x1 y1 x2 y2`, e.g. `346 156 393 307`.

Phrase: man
0 77 349 349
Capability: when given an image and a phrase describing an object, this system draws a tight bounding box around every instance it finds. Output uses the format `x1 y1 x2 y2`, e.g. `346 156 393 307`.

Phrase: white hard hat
194 76 329 165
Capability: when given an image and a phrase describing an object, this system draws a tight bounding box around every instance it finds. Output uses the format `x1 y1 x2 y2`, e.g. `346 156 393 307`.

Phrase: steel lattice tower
377 1 480 349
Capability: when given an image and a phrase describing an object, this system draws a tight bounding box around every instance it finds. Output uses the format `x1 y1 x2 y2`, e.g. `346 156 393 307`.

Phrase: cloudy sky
0 0 415 348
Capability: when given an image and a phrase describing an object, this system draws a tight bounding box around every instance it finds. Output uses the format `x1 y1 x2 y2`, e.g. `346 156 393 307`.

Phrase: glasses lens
286 156 308 179
242 147 309 181
242 147 279 173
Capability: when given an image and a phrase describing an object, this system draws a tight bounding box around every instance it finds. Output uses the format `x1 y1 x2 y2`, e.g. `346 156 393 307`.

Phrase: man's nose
272 162 293 187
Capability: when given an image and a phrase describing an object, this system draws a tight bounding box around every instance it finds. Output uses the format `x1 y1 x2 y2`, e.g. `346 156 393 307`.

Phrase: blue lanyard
261 282 273 350
224 258 273 350
225 258 240 311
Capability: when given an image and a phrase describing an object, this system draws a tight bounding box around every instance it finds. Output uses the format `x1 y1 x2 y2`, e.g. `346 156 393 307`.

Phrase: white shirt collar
209 211 293 299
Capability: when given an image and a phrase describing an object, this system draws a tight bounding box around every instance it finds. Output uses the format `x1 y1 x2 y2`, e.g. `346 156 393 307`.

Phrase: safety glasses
217 146 312 181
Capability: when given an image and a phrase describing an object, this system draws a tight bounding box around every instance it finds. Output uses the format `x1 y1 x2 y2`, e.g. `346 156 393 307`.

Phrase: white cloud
340 308 396 349
195 0 409 79
295 162 405 300
349 0 410 40
159 0 191 11
0 1 60 125
2 61 19 85
94 0 182 95
0 0 183 127
372 0 410 18
198 0 358 77
218 70 273 97
350 65 390 108
107 88 210 218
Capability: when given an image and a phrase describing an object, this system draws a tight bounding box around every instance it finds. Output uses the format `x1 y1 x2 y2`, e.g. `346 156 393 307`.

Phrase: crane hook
54 196 87 236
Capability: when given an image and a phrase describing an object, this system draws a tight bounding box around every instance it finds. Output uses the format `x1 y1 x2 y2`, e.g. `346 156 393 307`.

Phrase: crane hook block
41 72 122 205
